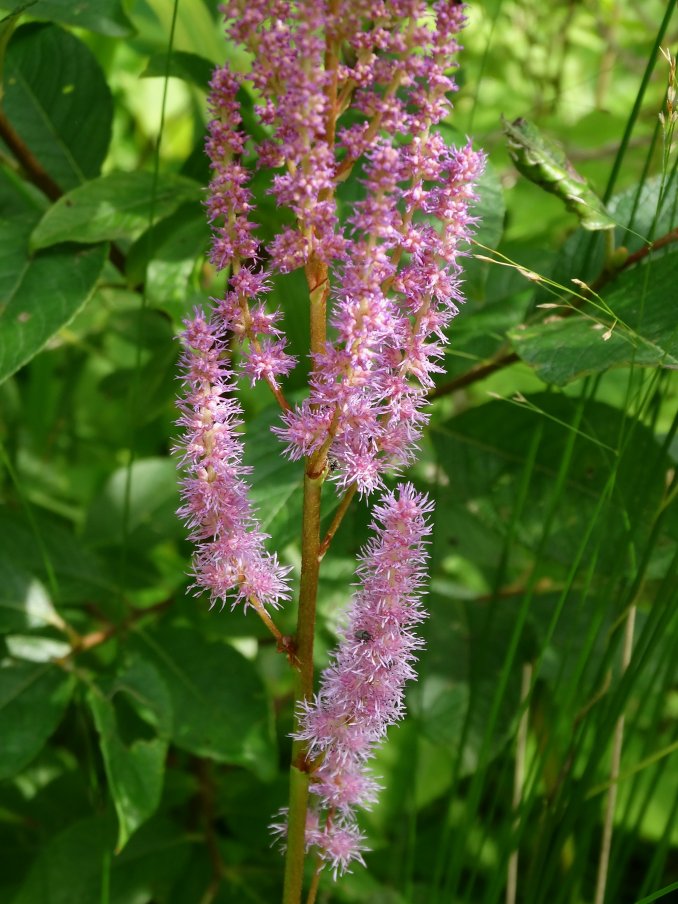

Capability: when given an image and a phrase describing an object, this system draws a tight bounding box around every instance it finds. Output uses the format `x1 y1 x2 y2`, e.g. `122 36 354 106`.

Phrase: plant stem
282 16 340 898
282 469 324 904
593 604 636 904
506 662 533 904
305 859 322 904
319 483 357 559
250 598 298 666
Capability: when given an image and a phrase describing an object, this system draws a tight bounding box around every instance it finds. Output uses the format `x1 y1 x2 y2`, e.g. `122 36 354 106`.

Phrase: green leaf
97 339 180 427
417 590 526 775
541 174 678 299
609 173 678 251
10 814 117 904
114 653 173 738
456 157 506 304
135 0 225 64
0 3 19 81
0 163 107 384
141 49 213 88
88 684 167 851
3 23 113 191
0 659 75 779
0 553 62 633
634 881 678 904
509 254 678 385
240 400 341 549
0 508 118 606
430 394 671 578
31 171 203 249
134 625 276 778
243 407 305 548
125 202 209 310
503 116 615 231
0 241 107 384
85 457 182 549
0 0 134 36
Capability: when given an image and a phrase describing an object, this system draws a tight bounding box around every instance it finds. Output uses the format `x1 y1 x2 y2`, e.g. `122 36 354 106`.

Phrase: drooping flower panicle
290 483 434 874
175 309 291 611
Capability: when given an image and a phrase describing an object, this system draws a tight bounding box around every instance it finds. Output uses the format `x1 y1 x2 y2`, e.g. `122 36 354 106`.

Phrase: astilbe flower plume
272 484 433 874
177 0 484 886
175 309 291 611
202 0 485 494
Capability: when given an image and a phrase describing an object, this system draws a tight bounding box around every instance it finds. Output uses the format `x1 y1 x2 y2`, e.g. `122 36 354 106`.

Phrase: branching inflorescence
176 0 483 888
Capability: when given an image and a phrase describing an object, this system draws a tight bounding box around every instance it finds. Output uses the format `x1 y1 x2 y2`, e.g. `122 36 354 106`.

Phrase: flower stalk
176 3 484 899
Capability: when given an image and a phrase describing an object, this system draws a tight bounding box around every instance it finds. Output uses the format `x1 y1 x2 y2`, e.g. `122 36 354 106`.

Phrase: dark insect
355 629 372 642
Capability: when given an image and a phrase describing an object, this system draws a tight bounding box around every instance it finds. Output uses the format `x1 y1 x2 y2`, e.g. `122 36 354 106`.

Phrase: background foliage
0 1 677 902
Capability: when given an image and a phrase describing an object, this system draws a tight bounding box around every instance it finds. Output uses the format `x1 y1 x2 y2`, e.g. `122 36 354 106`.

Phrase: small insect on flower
354 630 372 642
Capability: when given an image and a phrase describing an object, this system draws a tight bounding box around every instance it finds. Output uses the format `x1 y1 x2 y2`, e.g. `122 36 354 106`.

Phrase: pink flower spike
293 483 433 871
175 308 291 612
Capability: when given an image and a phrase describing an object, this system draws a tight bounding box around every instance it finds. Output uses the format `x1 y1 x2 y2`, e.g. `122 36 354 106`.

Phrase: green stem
282 471 324 904
593 604 637 904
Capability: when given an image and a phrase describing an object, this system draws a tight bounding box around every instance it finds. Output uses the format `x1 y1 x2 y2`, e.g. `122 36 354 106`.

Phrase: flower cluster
175 309 291 611
177 0 481 880
203 0 484 494
293 484 433 874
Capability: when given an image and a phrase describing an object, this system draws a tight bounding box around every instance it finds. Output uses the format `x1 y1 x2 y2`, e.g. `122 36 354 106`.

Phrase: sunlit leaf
3 23 113 190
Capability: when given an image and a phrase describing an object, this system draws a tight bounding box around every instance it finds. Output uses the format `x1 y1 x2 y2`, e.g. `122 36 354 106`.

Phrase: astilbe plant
175 1 484 899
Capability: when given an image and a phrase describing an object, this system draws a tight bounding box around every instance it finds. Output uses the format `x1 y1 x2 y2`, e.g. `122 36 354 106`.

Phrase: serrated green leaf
0 165 107 384
0 659 75 779
0 167 107 383
509 254 678 385
31 172 203 250
0 0 134 36
3 23 113 191
88 685 167 851
134 625 276 779
114 653 173 738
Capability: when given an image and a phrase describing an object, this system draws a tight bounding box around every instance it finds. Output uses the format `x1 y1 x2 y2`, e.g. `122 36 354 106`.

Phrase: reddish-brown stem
282 470 324 904
250 597 298 667
305 859 323 904
266 378 293 412
615 226 678 271
319 483 357 560
0 107 62 201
